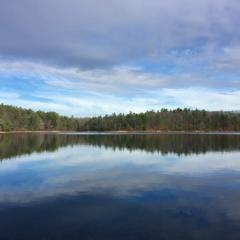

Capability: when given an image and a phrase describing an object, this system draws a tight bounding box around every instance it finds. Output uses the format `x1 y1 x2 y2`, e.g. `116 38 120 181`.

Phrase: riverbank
1 130 240 135
0 130 62 134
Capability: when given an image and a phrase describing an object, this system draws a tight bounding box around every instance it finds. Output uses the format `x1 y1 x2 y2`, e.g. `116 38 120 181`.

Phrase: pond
1 133 240 239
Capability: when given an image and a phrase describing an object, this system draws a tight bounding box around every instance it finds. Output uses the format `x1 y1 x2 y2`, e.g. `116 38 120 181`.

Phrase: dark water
1 133 240 239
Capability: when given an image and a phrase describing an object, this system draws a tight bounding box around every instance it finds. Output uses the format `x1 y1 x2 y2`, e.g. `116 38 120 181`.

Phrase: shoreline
0 130 62 134
1 130 240 135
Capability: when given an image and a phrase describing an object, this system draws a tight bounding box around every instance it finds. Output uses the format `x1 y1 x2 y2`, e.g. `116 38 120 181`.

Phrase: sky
0 0 240 117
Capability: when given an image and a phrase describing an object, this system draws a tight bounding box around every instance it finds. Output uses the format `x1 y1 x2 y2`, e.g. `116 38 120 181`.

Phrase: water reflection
1 133 240 160
1 133 240 239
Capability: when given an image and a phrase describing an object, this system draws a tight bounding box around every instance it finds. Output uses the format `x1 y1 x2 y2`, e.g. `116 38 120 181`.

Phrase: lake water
1 133 240 239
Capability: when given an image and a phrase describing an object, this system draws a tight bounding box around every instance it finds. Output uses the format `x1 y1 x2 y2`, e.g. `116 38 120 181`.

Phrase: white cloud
161 88 240 111
1 86 240 117
0 59 239 116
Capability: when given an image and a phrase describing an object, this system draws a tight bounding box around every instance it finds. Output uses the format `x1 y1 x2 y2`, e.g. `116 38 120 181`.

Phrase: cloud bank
0 0 240 115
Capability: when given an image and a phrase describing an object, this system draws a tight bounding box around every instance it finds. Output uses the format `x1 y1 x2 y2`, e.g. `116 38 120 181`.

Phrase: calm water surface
1 133 240 239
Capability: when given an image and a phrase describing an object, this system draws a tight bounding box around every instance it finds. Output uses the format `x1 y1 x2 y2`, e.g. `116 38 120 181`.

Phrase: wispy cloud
0 86 239 117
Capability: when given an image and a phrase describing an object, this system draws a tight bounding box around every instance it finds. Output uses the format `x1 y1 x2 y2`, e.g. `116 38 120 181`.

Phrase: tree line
1 103 240 131
83 109 240 131
0 104 87 131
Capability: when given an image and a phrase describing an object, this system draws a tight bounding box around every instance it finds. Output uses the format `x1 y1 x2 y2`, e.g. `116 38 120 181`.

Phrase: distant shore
0 130 62 134
1 130 240 135
1 104 240 133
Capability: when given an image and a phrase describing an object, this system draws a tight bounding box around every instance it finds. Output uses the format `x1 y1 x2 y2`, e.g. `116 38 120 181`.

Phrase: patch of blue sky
0 73 84 99
133 60 177 74
0 74 44 92
131 51 207 76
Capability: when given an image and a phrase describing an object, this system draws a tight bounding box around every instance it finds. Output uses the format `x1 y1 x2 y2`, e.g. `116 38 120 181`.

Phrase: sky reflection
1 138 240 204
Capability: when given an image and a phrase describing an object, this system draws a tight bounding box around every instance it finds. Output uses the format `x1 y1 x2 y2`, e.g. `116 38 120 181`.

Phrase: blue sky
0 0 240 116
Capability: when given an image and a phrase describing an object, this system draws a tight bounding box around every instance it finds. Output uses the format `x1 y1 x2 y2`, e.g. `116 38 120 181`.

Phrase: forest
1 103 240 132
0 104 86 131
